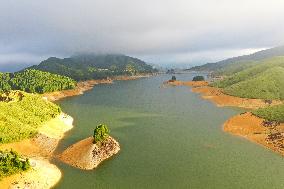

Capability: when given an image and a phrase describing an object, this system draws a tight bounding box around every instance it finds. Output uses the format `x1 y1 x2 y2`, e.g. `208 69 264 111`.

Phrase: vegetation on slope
189 46 284 72
93 124 110 144
0 69 76 94
28 54 157 81
209 57 284 100
0 150 30 179
223 67 284 100
0 91 61 143
253 104 284 123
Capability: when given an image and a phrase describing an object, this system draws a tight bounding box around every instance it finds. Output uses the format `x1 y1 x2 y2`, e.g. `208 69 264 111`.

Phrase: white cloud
0 0 284 65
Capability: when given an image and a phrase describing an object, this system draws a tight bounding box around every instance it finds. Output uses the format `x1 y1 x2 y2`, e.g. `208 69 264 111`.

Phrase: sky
1 0 284 70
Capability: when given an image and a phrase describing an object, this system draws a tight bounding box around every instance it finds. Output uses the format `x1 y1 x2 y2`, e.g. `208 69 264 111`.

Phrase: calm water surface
54 74 284 189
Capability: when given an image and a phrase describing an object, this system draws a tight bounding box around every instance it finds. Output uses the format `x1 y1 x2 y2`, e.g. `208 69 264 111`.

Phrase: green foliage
0 150 30 179
211 57 284 100
171 76 176 81
253 104 284 123
93 124 110 144
28 54 157 81
0 69 76 94
192 76 205 81
189 46 284 72
0 91 61 143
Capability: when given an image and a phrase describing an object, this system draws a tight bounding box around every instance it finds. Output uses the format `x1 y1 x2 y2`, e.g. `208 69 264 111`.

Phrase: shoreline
0 113 74 188
168 80 284 156
43 74 152 102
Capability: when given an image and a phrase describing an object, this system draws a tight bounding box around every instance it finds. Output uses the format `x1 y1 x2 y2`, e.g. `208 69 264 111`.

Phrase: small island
59 124 120 170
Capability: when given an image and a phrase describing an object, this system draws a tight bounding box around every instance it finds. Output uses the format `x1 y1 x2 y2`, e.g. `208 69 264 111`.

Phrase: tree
192 76 205 81
171 76 176 81
93 124 110 144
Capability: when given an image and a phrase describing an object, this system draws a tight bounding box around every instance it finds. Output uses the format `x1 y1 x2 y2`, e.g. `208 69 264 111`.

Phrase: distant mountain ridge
188 46 284 72
27 54 157 81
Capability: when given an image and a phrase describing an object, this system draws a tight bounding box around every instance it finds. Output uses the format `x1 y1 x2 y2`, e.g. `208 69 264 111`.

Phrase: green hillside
28 54 157 81
224 67 284 100
189 46 284 72
210 57 284 100
0 91 61 143
253 104 284 123
0 69 76 94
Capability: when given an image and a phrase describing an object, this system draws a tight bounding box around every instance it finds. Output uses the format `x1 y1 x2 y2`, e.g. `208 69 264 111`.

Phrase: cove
53 74 284 189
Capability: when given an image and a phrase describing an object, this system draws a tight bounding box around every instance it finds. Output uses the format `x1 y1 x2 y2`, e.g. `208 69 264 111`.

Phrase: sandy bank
0 158 61 189
224 112 284 156
43 75 152 102
58 136 120 170
192 86 282 109
0 113 74 188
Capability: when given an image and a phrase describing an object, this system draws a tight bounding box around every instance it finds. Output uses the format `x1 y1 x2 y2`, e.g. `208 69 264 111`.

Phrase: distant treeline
28 54 158 81
0 69 76 94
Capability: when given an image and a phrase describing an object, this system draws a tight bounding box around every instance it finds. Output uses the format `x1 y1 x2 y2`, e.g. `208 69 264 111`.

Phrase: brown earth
58 136 120 170
224 112 284 156
192 86 282 109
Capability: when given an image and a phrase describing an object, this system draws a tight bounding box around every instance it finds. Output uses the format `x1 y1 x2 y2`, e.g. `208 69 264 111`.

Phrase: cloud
0 0 284 66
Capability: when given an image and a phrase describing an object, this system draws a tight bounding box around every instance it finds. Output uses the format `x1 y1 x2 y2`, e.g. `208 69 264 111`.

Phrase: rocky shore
58 136 120 170
224 112 284 156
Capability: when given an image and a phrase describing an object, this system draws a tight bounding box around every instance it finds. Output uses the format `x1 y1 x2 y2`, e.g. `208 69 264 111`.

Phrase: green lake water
54 74 284 189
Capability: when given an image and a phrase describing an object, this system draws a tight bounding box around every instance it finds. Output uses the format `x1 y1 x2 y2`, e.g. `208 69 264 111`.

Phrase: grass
211 57 284 100
0 91 61 143
253 104 284 123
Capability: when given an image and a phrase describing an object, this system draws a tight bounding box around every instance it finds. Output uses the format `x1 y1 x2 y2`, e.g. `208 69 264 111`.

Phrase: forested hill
0 69 76 94
188 46 284 72
28 54 157 81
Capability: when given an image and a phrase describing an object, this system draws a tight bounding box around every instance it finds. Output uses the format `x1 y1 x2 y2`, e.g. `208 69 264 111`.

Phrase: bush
93 124 110 144
0 150 30 179
253 104 284 123
0 91 61 143
192 76 205 81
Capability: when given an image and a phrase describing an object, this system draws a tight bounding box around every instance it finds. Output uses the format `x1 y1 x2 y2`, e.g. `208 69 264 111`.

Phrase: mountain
211 56 284 100
188 46 284 72
27 54 157 81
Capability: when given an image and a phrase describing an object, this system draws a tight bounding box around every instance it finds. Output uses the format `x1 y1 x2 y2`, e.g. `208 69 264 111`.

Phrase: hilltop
28 54 157 81
188 46 284 72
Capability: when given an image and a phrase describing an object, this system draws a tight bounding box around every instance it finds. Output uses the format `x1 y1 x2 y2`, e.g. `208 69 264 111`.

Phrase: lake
54 74 284 189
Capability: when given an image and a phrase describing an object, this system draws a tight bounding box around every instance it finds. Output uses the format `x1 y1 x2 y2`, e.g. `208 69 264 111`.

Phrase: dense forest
0 69 76 94
27 54 158 81
0 91 61 143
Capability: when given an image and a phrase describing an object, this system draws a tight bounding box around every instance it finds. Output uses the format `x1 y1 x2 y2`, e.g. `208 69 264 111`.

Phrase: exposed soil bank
58 136 120 170
224 112 284 156
192 86 282 109
0 113 74 189
168 79 284 157
43 75 152 102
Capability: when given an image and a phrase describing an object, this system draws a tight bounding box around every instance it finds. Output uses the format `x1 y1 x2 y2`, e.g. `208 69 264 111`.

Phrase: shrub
93 124 110 144
192 76 205 81
0 150 30 179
